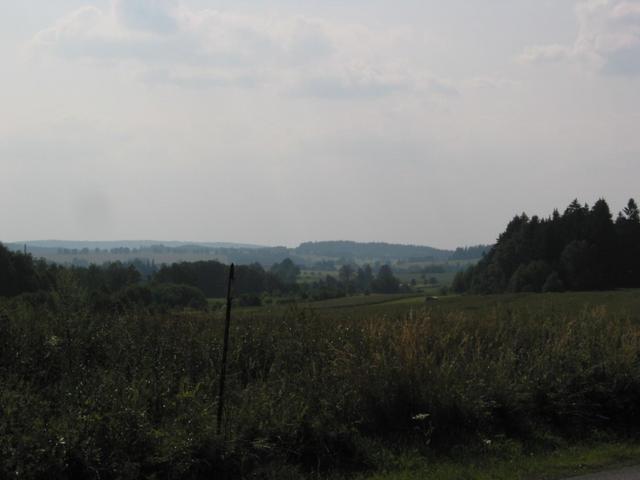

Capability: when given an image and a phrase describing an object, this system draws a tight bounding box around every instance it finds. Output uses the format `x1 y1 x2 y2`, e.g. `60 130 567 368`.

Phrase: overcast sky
1 0 639 248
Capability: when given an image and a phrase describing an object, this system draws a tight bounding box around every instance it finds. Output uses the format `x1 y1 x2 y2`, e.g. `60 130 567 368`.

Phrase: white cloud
114 0 178 34
519 44 574 64
520 0 640 75
29 0 445 99
467 76 520 90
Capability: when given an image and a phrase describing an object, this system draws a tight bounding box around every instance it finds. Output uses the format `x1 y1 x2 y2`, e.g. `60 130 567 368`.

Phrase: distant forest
453 198 640 294
8 240 490 267
0 243 408 312
3 197 638 308
450 245 490 261
295 241 451 261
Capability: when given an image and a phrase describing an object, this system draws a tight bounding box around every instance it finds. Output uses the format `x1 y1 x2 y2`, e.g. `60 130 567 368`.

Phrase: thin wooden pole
216 263 235 435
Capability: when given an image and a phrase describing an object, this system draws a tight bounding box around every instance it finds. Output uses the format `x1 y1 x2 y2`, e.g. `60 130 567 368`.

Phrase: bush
542 271 565 293
237 294 262 307
115 284 153 307
152 283 208 310
508 261 552 293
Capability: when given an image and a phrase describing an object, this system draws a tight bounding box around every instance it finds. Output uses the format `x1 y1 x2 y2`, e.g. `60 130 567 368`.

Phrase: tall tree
623 198 640 222
338 264 355 294
456 198 640 294
372 265 400 294
269 258 300 286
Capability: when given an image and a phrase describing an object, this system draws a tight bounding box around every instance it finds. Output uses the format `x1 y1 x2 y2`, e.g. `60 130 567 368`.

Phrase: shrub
542 271 565 293
151 283 208 310
237 294 262 307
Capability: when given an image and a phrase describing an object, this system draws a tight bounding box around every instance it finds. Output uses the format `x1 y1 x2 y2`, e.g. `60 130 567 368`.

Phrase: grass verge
359 441 640 480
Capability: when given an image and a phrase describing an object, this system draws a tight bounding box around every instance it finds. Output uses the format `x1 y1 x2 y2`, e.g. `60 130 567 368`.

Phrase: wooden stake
216 263 235 435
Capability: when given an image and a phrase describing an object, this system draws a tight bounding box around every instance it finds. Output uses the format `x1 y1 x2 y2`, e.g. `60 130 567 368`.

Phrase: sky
1 0 639 248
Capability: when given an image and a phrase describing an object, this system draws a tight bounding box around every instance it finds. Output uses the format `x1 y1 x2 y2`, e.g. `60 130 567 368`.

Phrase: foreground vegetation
0 240 421 313
2 282 640 478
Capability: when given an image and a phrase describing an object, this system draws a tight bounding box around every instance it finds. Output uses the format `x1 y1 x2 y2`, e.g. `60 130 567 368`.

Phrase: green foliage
450 245 491 261
299 264 402 300
561 240 597 290
71 262 141 293
458 198 640 294
269 258 301 286
4 287 640 477
507 261 551 293
156 261 291 297
542 272 565 293
339 264 356 294
372 265 400 294
237 293 262 307
296 241 450 262
0 243 57 296
0 243 408 309
151 283 208 310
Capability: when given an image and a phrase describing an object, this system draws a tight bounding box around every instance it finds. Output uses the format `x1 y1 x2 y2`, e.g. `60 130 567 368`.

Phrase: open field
2 288 640 478
394 271 457 286
302 293 423 309
221 289 640 323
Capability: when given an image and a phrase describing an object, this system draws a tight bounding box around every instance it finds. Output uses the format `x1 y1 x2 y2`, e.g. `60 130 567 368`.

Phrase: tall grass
2 285 640 478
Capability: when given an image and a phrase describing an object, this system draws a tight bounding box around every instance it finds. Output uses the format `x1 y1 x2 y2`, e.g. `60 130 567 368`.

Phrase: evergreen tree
269 258 300 286
624 198 640 222
356 264 374 292
338 264 355 294
456 198 640 294
372 265 400 294
616 198 640 286
542 271 564 293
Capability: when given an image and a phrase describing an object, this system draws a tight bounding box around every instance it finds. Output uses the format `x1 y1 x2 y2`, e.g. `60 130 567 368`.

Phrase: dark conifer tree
457 198 640 294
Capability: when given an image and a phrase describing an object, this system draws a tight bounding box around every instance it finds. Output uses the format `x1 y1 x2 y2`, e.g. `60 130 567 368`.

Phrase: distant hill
6 239 490 268
9 240 265 250
294 241 452 262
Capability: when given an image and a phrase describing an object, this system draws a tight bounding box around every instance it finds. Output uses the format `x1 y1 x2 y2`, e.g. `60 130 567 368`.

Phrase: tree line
453 198 640 294
0 244 404 310
450 245 491 261
296 240 451 261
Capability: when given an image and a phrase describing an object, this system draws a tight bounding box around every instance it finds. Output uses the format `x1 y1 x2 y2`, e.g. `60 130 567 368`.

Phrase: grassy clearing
304 293 423 309
426 290 640 321
221 289 640 324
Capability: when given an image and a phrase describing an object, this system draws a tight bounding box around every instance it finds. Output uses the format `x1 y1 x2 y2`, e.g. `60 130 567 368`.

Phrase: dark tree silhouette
454 198 640 293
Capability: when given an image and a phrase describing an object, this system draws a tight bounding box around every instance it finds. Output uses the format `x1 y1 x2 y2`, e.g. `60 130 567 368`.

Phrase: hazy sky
2 0 639 248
